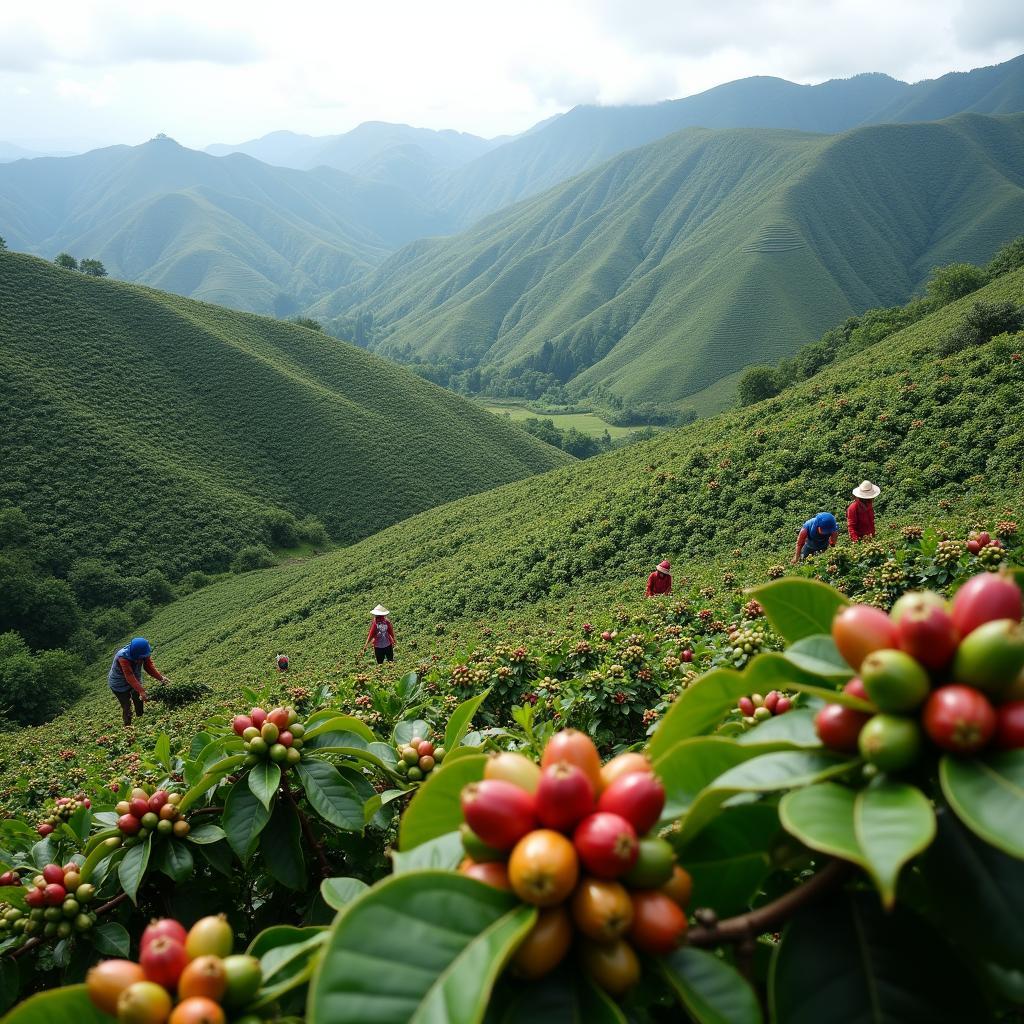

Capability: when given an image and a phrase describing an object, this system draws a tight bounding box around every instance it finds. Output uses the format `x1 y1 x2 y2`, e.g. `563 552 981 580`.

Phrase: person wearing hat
793 512 839 563
276 653 290 672
107 636 169 727
847 481 880 543
361 605 396 663
646 560 673 597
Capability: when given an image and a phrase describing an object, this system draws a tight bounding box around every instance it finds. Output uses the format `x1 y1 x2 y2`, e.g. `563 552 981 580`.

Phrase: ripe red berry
43 883 66 906
628 889 688 954
738 697 755 716
24 886 44 908
461 780 537 850
994 701 1024 750
597 772 665 834
140 936 189 989
892 592 959 670
250 707 267 728
574 813 638 878
763 691 780 713
922 685 997 753
950 571 1022 638
118 814 141 835
832 604 899 671
844 677 870 701
36 823 54 837
129 798 150 818
231 716 253 737
267 708 290 730
815 703 871 753
774 697 793 714
141 918 188 953
42 864 65 885
535 762 595 832
417 741 435 757
681 649 693 662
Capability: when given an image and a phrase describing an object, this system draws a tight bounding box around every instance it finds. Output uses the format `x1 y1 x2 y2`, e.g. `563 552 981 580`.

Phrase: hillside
62 264 1024 702
0 137 454 314
433 54 1024 224
321 113 1024 411
0 252 569 583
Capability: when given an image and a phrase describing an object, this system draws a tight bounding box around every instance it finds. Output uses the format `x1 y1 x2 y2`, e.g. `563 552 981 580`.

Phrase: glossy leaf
392 831 464 873
91 922 130 958
648 669 756 758
444 689 491 752
307 871 535 1024
779 783 865 866
295 758 365 831
662 947 762 1024
736 709 821 748
118 834 151 904
320 876 369 911
749 578 848 642
248 928 329 1009
155 837 194 883
394 719 431 746
248 761 281 811
304 715 377 744
854 782 935 908
223 777 271 863
653 737 766 821
0 985 110 1024
486 969 626 1023
261 799 305 890
940 750 1024 858
398 754 487 850
769 892 986 1023
154 733 171 770
782 635 853 683
185 823 226 845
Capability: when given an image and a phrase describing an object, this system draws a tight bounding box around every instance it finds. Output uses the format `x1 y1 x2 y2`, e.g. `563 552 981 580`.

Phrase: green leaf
223 778 271 863
320 876 369 911
486 969 626 1023
307 871 536 1024
854 782 935 908
294 758 364 831
118 834 151 904
648 669 755 758
248 924 326 960
662 947 763 1024
185 823 226 845
91 922 130 958
304 715 377 744
0 985 111 1024
248 928 329 1009
154 733 171 770
769 892 988 1024
260 799 305 891
680 751 855 843
444 689 491 752
653 737 766 821
155 838 194 883
0 960 17 1015
399 754 486 850
392 832 464 873
394 719 431 746
248 761 281 811
779 783 865 866
736 709 821 747
940 750 1024 858
749 577 848 642
782 635 853 683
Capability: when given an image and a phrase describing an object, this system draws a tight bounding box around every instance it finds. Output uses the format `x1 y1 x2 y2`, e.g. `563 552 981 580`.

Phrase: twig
281 773 331 879
188 806 225 818
687 860 851 948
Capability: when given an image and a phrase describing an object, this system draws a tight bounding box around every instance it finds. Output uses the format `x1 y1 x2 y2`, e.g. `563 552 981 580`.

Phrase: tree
54 252 78 271
737 365 784 406
926 263 988 306
79 258 108 277
986 236 1024 279
290 316 322 332
0 236 6 251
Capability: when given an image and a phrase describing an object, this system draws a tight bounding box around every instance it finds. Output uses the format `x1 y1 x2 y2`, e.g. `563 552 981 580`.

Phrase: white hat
371 605 390 616
852 480 880 499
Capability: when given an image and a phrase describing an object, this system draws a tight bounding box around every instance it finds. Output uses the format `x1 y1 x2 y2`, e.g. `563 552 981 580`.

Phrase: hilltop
0 252 569 584
322 113 1024 411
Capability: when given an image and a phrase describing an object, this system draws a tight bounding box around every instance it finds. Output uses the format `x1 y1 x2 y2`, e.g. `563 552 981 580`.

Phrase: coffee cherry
232 715 253 736
832 605 898 671
950 571 1022 638
596 772 665 835
571 878 633 942
922 685 996 753
173 820 190 838
117 980 173 1024
221 954 262 1008
185 914 234 959
178 955 227 1001
623 836 676 888
858 714 923 772
892 592 959 670
994 701 1024 750
541 730 602 794
574 813 638 878
508 829 579 906
141 918 188 953
129 798 150 818
952 620 1024 697
628 889 688 954
483 752 541 794
461 780 537 850
535 762 595 832
599 752 651 791
579 938 640 997
86 959 146 1014
815 703 871 753
458 858 512 890
861 650 930 712
42 884 66 906
140 935 188 988
510 907 572 980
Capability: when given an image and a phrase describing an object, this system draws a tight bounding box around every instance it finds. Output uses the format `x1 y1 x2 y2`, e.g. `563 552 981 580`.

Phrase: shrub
232 544 276 573
297 517 329 547
69 558 127 608
90 607 133 640
937 301 1024 355
263 510 300 548
738 366 784 406
179 570 213 593
926 263 988 306
0 633 81 725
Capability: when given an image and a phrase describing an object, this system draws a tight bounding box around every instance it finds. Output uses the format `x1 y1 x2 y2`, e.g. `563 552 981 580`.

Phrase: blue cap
128 637 152 659
815 513 838 535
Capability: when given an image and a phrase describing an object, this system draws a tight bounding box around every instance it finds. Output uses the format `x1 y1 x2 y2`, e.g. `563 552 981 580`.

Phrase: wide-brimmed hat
654 560 671 574
852 480 881 500
371 604 390 617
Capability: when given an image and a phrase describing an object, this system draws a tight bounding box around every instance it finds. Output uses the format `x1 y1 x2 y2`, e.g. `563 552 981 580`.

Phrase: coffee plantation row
1 524 1022 1023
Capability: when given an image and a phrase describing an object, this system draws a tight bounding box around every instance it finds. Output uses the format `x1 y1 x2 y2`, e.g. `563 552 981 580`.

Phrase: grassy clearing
482 402 643 439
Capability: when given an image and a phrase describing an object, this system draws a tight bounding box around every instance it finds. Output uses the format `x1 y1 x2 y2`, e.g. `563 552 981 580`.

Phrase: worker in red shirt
107 637 169 726
646 560 672 597
360 605 396 663
847 481 879 542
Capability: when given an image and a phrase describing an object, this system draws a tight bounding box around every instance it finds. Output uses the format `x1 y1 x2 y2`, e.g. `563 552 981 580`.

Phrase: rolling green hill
0 252 569 583
76 263 1024 692
0 137 454 314
433 55 1024 225
322 113 1024 410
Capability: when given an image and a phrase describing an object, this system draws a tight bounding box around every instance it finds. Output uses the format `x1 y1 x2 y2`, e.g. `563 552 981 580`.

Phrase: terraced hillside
0 252 569 580
81 265 1024 701
321 113 1024 410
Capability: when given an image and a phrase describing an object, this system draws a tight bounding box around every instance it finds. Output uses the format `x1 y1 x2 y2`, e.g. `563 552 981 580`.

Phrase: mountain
0 252 569 580
435 54 1024 225
0 136 454 314
322 113 1024 411
0 141 74 162
206 122 498 193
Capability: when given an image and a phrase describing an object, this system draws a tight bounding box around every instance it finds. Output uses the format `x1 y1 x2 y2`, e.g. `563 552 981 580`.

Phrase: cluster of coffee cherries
394 734 445 782
1 860 99 943
36 793 92 837
817 570 1024 768
458 730 691 998
966 529 1004 557
117 788 190 843
733 690 793 730
87 915 263 1024
232 705 305 768
725 623 769 667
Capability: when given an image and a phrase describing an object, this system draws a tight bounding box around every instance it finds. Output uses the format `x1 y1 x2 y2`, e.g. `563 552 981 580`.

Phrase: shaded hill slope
0 253 569 580
322 113 1024 409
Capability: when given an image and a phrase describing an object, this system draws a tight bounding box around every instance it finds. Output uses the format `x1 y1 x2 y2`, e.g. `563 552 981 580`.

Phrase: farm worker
276 653 289 672
646 560 672 597
361 605 396 663
107 637 168 727
847 480 880 542
793 513 839 563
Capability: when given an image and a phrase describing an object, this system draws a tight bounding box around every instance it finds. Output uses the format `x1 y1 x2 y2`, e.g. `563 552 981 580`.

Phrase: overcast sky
2 0 1022 152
